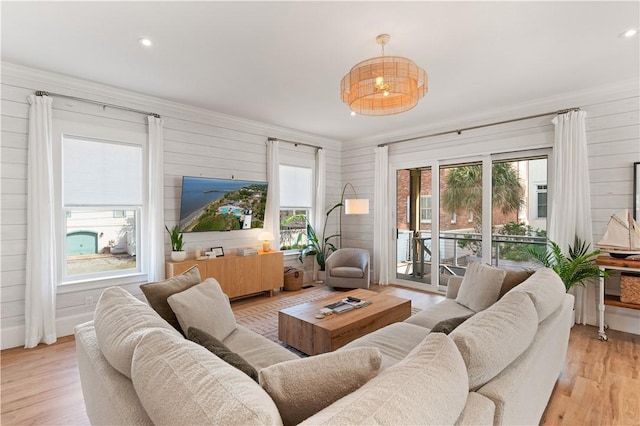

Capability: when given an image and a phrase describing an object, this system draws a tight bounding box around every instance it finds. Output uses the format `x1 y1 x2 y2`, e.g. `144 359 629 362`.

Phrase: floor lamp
339 183 370 248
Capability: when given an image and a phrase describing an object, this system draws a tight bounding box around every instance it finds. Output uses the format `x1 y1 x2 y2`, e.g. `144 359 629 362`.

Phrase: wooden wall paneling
0 64 339 349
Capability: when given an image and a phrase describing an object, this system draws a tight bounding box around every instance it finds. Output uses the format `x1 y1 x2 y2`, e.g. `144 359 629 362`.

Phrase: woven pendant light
340 34 427 116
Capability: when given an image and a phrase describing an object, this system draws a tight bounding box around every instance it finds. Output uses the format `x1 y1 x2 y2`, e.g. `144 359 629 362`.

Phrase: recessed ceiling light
350 111 356 116
139 37 152 47
620 28 638 38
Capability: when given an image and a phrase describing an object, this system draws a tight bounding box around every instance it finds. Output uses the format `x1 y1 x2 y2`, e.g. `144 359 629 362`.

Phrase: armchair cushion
330 267 364 279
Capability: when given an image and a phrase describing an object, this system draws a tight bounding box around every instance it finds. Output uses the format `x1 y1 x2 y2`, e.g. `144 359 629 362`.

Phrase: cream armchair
325 248 370 289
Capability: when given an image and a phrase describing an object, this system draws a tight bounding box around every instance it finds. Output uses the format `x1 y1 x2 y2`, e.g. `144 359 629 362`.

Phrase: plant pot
316 270 326 284
171 251 187 262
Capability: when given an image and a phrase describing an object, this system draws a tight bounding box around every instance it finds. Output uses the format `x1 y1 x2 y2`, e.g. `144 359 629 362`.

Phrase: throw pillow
259 347 382 426
450 290 538 389
299 334 468 426
93 286 181 378
167 278 237 341
131 329 282 426
499 269 535 298
187 327 258 382
430 314 474 334
139 265 201 333
455 261 506 312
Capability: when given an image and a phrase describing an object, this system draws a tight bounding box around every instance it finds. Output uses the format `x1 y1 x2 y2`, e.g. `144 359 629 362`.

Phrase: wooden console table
166 251 283 299
595 255 640 341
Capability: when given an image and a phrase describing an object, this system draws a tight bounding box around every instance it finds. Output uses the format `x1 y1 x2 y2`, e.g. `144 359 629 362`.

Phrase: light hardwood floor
1 285 638 425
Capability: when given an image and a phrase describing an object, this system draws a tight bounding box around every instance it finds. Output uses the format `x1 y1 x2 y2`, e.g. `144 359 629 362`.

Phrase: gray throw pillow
139 265 201 333
187 327 258 382
430 314 474 335
499 269 535 298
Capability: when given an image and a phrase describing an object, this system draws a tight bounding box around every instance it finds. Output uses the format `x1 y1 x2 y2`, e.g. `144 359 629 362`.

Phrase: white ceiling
2 1 639 142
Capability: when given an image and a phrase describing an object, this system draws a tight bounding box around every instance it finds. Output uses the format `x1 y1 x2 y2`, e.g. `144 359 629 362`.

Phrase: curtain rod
35 90 161 118
268 137 322 151
378 107 580 148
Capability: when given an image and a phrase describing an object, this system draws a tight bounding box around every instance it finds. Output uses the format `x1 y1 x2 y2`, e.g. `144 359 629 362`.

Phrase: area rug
234 286 421 347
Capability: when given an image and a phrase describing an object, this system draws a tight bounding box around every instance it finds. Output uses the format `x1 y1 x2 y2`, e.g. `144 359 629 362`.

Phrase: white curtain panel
314 149 326 281
264 139 280 244
25 95 57 348
374 146 390 285
146 116 165 281
314 148 326 243
549 110 595 325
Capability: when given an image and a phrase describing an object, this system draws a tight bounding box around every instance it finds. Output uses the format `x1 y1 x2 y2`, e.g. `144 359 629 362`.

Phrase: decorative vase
171 251 187 262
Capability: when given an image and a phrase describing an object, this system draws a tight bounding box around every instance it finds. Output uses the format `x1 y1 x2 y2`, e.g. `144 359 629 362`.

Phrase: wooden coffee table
278 289 411 355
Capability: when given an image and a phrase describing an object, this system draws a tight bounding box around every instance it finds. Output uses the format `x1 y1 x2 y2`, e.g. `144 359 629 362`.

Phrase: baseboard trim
1 311 94 350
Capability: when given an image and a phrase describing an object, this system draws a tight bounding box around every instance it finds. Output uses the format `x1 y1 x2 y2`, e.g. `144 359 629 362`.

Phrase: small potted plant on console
166 225 186 262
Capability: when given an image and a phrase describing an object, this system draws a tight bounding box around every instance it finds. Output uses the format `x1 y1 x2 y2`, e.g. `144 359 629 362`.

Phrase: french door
393 151 549 292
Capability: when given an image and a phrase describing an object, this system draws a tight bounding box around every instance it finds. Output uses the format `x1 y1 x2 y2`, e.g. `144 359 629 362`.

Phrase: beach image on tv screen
179 177 268 232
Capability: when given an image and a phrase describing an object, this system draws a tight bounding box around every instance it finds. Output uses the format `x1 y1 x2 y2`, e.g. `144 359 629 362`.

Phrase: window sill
57 272 148 294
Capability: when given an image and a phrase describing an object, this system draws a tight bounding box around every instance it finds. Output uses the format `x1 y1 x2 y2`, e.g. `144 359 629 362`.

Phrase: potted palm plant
528 236 608 327
281 203 342 281
166 225 186 262
527 236 607 292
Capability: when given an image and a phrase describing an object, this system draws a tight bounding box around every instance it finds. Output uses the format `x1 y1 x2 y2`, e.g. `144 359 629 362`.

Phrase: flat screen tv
178 176 268 232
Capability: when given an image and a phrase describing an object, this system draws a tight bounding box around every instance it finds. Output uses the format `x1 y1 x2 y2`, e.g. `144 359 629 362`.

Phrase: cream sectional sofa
75 266 573 425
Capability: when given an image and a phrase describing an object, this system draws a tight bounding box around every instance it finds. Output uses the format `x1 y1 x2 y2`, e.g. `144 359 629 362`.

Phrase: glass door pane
439 163 483 283
395 168 433 285
491 157 547 270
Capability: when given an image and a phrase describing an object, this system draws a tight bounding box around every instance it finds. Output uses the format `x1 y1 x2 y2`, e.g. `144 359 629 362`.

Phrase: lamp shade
258 231 274 241
345 199 370 215
258 231 275 252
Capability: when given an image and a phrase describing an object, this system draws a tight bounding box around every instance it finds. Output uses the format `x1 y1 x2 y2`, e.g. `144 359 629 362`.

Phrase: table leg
598 268 608 341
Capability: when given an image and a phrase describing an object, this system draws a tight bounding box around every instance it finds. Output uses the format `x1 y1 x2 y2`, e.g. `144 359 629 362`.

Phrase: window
420 195 432 223
536 184 548 218
62 136 142 280
55 121 147 286
451 212 457 224
279 165 313 250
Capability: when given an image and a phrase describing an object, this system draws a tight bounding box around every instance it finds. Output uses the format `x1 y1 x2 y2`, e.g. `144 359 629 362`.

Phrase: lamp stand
339 183 370 249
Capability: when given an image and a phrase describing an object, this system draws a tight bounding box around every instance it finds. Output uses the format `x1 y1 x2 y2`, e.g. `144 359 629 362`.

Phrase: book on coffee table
324 298 370 314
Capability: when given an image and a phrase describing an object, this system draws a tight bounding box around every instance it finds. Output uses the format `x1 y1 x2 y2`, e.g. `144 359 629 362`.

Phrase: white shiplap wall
0 63 341 349
341 81 640 333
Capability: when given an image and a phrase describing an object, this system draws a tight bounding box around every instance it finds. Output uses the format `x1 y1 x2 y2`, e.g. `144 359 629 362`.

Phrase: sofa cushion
404 298 475 329
455 262 506 312
340 322 431 370
499 269 535 298
222 325 299 370
455 392 496 426
259 347 382 426
167 278 237 341
450 290 538 389
431 314 474 335
131 329 282 426
511 268 566 322
93 286 181 379
139 265 201 333
187 327 258 382
300 333 468 426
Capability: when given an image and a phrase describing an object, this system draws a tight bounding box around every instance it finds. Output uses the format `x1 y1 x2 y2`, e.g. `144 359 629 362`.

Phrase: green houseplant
527 236 607 292
281 203 342 272
166 225 186 262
